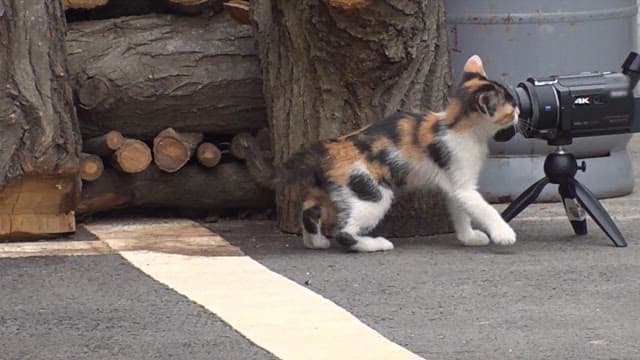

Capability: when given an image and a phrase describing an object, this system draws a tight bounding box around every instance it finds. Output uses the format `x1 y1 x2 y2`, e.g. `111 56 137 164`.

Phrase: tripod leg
558 182 587 235
572 179 627 247
502 177 550 222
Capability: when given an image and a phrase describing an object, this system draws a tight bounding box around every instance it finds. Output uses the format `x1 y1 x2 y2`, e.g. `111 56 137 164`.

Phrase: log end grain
80 153 105 182
223 0 250 25
113 139 152 174
78 77 110 110
325 0 372 9
196 142 222 168
63 0 109 9
154 137 191 173
229 132 254 160
104 130 125 151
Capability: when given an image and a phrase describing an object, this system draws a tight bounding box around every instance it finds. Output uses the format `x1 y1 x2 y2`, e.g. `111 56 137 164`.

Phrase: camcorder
494 51 640 145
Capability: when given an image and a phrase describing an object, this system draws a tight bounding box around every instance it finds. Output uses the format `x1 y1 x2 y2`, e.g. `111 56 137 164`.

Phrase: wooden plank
0 174 79 239
85 218 243 256
0 240 112 258
0 213 76 239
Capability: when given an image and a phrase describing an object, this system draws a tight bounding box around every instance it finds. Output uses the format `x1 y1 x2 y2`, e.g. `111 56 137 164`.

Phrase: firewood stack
65 0 271 215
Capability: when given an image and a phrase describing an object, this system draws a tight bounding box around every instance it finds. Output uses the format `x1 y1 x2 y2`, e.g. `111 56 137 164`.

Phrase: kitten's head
449 55 519 133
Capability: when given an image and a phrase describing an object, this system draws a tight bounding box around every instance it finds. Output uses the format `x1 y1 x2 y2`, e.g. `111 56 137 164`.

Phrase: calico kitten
242 55 520 252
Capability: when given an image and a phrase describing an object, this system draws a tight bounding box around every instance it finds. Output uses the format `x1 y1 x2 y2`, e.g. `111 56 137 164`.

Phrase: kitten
242 55 520 252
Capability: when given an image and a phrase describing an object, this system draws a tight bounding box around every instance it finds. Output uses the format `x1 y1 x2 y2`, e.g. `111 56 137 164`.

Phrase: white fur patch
350 236 394 252
303 231 331 249
343 185 394 235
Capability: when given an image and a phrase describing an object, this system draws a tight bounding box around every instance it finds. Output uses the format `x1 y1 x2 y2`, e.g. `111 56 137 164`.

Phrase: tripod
501 146 627 247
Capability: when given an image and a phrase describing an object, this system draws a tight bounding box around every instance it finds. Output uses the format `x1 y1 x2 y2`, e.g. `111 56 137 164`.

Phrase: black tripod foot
559 183 588 236
502 177 550 222
572 179 627 247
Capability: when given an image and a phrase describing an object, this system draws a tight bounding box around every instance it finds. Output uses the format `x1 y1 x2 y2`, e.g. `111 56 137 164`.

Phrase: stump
0 0 81 238
251 0 452 235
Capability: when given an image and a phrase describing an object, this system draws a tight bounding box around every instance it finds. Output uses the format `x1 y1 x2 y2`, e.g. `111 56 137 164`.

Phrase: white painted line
118 251 424 360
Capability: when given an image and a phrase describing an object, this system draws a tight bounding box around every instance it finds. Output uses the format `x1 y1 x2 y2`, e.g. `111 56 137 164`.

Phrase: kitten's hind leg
301 200 330 249
446 195 490 246
333 183 395 253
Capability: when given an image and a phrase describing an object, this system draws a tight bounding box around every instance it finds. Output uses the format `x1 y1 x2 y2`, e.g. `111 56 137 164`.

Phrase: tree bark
78 163 274 215
0 1 81 238
251 0 452 235
66 13 266 140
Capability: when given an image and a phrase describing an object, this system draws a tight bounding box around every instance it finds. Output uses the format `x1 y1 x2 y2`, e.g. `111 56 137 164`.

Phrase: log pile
66 1 274 215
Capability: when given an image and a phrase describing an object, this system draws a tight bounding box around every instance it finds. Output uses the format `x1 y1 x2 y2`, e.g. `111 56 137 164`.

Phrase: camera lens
514 85 532 119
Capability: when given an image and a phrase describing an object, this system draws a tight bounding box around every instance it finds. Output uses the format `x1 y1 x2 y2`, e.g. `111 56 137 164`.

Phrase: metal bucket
445 0 638 202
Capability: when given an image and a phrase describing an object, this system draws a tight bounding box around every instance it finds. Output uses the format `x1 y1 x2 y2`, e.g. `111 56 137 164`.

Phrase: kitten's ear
463 55 487 77
478 91 498 117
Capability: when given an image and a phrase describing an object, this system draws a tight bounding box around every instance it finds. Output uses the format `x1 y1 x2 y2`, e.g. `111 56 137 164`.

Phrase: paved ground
1 137 639 359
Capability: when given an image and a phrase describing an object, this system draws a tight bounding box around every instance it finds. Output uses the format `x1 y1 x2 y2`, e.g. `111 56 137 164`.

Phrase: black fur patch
460 71 487 83
432 120 448 136
336 232 357 247
302 205 322 235
427 140 451 169
350 135 372 153
370 148 410 187
362 111 421 145
348 172 382 202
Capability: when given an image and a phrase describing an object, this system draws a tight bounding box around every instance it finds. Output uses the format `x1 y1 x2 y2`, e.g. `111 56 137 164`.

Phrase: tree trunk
66 13 266 140
251 0 453 235
0 1 81 238
78 163 273 215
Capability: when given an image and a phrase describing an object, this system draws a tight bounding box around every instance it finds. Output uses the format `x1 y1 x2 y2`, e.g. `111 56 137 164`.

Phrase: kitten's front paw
459 230 490 246
350 237 394 252
489 224 516 245
303 233 331 249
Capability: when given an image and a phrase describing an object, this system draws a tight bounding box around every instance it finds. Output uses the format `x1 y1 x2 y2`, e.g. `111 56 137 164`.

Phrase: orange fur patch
494 104 516 126
324 140 362 184
417 112 439 145
303 187 336 233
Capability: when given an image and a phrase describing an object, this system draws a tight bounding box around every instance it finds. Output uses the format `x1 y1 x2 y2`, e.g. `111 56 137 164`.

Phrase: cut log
1 0 81 239
112 139 152 174
224 0 250 25
65 0 223 21
62 0 108 9
196 142 222 168
325 0 371 9
229 132 254 160
153 128 204 173
83 130 125 157
67 14 266 140
77 163 273 215
164 0 223 15
255 128 271 151
80 153 104 182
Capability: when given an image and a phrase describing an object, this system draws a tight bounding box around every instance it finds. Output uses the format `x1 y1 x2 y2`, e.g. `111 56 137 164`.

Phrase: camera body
495 52 640 145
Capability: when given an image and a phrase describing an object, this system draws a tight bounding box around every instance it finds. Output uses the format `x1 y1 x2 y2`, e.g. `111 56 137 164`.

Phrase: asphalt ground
1 137 639 359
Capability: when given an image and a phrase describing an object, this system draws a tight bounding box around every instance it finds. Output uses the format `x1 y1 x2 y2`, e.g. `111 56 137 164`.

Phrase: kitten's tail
237 134 320 189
